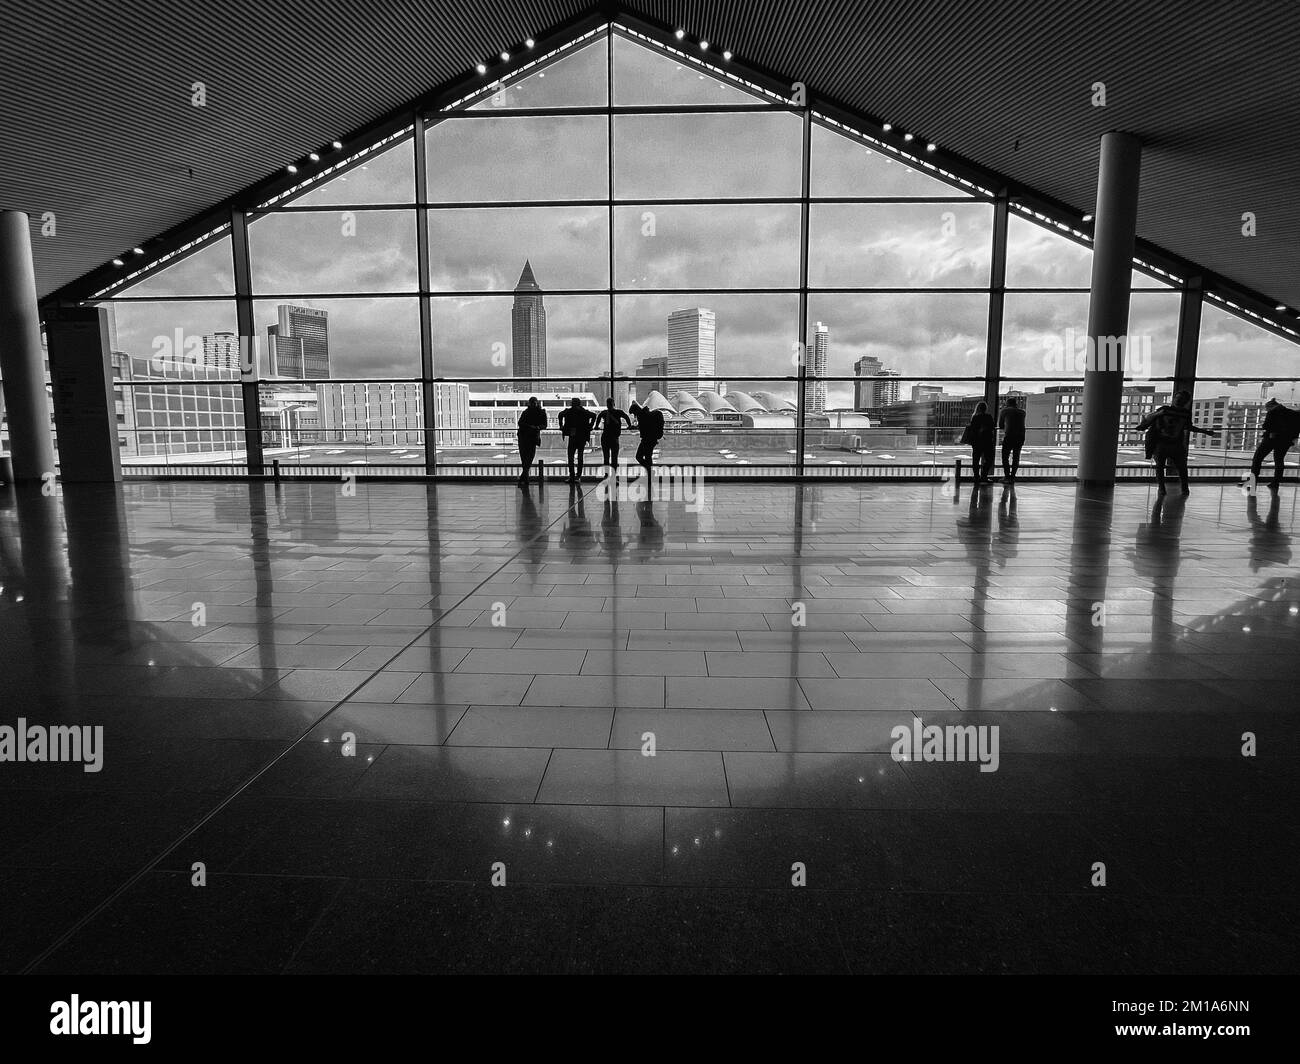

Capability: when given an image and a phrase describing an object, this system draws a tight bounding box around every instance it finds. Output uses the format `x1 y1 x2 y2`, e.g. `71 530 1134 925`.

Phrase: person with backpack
1249 398 1299 492
997 395 1027 482
516 396 547 490
557 396 596 484
631 400 665 481
1136 389 1219 495
961 401 996 484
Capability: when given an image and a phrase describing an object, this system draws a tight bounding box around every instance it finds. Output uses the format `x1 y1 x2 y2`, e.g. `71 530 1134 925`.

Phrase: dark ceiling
2 0 1297 312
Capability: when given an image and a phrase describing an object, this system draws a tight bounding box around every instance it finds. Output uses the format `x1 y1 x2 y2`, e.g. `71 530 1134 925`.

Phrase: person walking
593 396 632 473
558 396 595 483
1136 389 1218 495
1249 398 1300 492
997 395 1027 482
962 401 996 484
516 396 547 489
631 400 665 483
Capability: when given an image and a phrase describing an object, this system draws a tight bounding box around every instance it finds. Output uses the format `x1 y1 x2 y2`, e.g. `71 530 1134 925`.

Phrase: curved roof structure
696 391 739 415
670 390 707 417
753 391 797 415
723 390 766 414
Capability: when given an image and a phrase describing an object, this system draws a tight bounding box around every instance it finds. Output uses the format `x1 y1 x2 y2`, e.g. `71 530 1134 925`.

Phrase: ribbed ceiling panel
2 0 1296 309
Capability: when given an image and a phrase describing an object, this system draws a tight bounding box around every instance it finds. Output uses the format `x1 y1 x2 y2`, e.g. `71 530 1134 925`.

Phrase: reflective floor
1 478 1297 973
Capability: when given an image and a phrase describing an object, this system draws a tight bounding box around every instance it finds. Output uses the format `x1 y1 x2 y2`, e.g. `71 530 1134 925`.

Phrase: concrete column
1078 132 1143 485
0 211 58 481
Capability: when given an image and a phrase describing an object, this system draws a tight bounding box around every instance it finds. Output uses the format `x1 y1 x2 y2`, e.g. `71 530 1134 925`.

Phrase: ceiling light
1276 304 1287 311
903 132 914 141
475 63 487 74
700 41 709 50
112 258 124 266
882 122 892 131
500 51 509 61
675 29 685 39
526 38 535 48
1082 213 1093 222
308 152 320 161
286 164 297 173
132 247 144 255
723 50 732 60
332 140 342 149
926 142 936 152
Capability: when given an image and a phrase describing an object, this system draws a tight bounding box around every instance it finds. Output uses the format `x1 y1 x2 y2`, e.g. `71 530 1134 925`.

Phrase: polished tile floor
1 478 1296 973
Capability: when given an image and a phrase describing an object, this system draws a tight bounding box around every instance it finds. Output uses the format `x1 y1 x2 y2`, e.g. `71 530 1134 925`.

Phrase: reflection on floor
0 479 1296 973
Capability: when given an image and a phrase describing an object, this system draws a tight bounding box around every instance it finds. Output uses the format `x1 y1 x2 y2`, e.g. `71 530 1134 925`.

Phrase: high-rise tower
667 307 715 393
511 260 547 391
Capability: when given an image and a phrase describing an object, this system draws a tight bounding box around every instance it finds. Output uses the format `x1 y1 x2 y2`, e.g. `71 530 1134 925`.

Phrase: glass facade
72 22 1300 475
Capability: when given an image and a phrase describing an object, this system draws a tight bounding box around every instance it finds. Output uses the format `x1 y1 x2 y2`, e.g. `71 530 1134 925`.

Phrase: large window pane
612 32 760 106
98 301 241 378
809 202 992 288
425 115 608 202
1002 292 1177 380
429 294 608 381
614 112 802 199
428 207 608 291
1198 302 1300 382
286 137 415 207
251 297 420 378
469 36 608 109
112 235 234 298
811 121 973 198
614 292 800 378
805 293 989 379
614 204 800 289
247 210 417 294
1005 215 1091 287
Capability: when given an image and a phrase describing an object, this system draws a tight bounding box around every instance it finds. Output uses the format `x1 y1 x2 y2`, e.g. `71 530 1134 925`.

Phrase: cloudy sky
103 31 1296 406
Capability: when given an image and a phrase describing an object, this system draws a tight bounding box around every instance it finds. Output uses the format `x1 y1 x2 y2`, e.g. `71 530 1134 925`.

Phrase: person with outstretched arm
1136 389 1218 495
593 396 633 473
516 396 547 489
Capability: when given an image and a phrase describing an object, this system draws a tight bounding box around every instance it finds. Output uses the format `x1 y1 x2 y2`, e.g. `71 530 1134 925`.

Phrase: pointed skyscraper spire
516 259 541 292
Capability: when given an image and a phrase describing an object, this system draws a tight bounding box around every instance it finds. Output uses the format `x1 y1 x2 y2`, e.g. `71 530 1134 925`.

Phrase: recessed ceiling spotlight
525 38 535 48
286 164 297 174
132 247 144 255
112 258 124 266
1276 303 1287 311
700 41 709 50
903 132 914 141
332 140 342 149
475 62 487 74
1082 213 1093 222
308 152 320 161
882 122 892 131
500 51 509 61
926 142 936 151
723 50 732 60
675 29 685 39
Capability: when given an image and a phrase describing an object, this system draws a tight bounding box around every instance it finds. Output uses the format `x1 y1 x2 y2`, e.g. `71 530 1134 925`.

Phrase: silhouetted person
631 400 665 483
1250 398 1299 492
964 401 996 484
558 396 595 483
594 397 632 473
516 396 547 489
1136 389 1218 495
1247 491 1292 572
998 395 1026 481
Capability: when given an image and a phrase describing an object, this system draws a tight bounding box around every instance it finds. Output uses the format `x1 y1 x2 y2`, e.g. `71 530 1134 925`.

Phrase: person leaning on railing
1135 389 1218 496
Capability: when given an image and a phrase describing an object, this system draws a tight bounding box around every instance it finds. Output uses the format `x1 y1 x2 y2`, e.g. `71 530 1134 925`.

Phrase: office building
511 260 547 390
667 307 716 392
